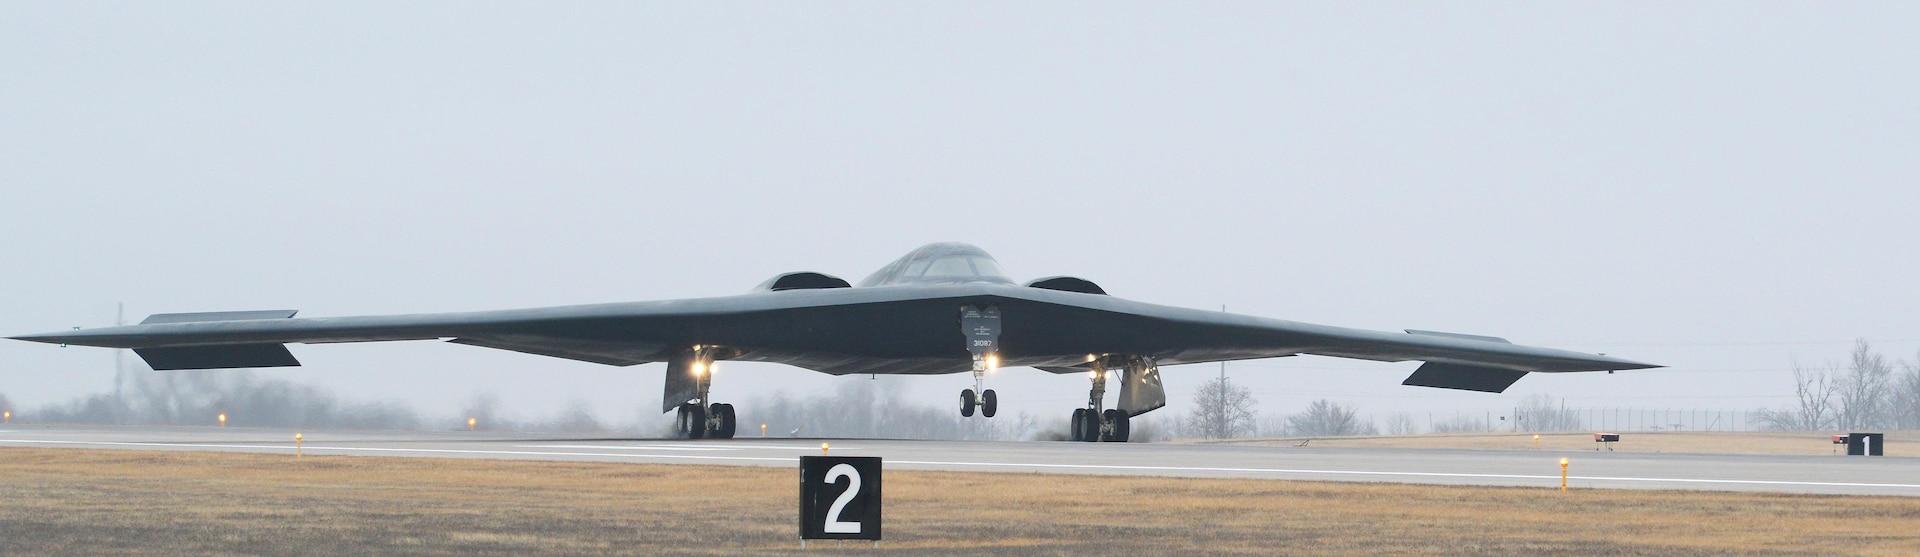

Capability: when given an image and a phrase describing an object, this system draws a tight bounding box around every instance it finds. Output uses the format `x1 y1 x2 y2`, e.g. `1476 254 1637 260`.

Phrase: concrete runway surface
2 425 1915 497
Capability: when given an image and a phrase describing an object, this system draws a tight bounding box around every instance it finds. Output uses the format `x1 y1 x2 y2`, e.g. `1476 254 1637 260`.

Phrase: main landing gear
1069 358 1131 442
675 401 737 440
668 346 738 439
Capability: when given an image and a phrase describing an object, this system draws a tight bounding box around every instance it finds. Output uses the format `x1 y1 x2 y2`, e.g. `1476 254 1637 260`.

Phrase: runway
3 425 1915 497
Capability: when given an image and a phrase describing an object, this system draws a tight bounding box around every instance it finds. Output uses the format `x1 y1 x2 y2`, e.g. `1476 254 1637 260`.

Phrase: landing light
986 355 999 370
692 362 706 376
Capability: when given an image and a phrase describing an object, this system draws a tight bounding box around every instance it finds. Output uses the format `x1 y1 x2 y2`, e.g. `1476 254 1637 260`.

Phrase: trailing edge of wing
448 335 663 367
133 343 301 370
1401 362 1529 393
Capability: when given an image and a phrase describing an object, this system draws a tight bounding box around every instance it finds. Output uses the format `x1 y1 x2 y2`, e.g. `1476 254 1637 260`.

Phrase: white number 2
823 463 862 534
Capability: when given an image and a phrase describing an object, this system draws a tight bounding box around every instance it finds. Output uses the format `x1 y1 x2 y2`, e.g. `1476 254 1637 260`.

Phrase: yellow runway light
218 413 226 427
1560 457 1569 491
468 417 476 430
295 433 304 458
821 443 829 455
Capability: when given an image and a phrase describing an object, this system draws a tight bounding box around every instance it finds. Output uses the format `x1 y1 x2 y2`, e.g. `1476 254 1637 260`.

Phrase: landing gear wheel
981 389 998 418
677 403 708 440
960 389 978 417
1070 408 1088 441
1079 409 1101 442
709 403 737 439
1102 409 1130 442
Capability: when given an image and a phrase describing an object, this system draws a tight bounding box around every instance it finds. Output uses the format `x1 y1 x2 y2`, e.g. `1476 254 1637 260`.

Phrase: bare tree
1758 359 1841 431
1256 414 1291 437
1431 413 1488 433
1513 394 1581 432
1382 412 1419 435
1184 376 1257 439
1890 354 1920 430
1836 340 1893 430
1287 399 1375 436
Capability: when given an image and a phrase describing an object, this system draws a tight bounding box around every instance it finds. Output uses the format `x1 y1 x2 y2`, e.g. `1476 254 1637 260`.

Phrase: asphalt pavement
3 424 1915 496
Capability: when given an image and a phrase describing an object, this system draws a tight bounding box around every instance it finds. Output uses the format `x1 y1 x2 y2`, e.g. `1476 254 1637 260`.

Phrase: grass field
2 448 1918 556
1208 430 1920 457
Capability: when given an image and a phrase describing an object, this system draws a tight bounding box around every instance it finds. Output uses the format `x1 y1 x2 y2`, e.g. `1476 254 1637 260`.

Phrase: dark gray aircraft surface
11 242 1657 441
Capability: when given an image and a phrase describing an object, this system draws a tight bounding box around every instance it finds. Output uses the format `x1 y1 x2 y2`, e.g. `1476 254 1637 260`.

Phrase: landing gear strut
1069 357 1131 442
959 305 1000 418
667 346 738 439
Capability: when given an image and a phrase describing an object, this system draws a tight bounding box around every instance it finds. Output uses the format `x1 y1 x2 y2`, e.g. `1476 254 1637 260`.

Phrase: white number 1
823 464 862 534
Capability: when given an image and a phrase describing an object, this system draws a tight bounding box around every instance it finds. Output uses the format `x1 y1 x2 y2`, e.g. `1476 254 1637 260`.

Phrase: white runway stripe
520 444 857 452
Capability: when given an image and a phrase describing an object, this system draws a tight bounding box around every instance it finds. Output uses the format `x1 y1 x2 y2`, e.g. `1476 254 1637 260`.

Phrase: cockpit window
922 256 976 277
968 257 1006 278
857 242 1016 286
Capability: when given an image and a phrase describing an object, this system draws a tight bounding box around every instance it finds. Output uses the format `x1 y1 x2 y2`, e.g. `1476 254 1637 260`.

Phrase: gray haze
3 3 1917 431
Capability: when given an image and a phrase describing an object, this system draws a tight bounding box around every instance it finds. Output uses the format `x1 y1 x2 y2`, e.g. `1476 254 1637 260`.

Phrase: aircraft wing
9 284 1655 395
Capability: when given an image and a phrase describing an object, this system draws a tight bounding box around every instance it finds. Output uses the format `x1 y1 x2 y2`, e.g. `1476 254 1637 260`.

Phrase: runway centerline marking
4 439 1917 493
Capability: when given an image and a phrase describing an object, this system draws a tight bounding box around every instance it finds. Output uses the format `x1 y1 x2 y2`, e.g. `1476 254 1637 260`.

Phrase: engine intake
754 272 852 292
1026 276 1107 295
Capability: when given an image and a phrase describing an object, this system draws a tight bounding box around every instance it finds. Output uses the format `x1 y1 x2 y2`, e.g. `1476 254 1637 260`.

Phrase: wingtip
1605 357 1664 371
8 331 82 345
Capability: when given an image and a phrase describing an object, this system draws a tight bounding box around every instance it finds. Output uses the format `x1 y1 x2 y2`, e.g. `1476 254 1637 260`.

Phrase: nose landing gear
959 305 1000 418
961 385 998 418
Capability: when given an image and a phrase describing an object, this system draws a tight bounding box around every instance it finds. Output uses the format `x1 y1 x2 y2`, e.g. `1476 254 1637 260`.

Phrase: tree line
1756 340 1920 431
6 340 1915 438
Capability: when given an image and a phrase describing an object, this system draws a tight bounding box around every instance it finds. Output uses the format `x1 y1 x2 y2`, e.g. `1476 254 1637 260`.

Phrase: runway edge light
1560 457 1569 492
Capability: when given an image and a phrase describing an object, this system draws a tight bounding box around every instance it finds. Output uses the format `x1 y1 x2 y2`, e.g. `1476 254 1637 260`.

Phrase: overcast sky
3 3 1916 428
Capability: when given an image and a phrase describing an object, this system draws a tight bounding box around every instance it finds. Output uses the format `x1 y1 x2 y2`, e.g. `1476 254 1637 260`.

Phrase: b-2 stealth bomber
10 242 1658 441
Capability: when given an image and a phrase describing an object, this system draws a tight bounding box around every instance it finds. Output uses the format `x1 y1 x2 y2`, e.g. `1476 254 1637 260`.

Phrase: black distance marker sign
799 456 881 541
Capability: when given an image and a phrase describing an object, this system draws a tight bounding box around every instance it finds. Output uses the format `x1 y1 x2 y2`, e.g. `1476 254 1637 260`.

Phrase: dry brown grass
2 448 1917 556
1209 430 1920 457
